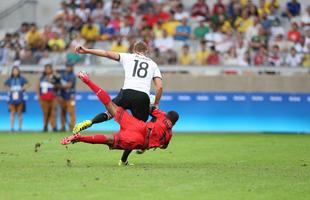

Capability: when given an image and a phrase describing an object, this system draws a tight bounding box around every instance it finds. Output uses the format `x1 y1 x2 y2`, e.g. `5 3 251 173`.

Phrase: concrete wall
0 0 38 31
35 0 62 28
0 0 20 12
0 0 62 31
1 73 310 92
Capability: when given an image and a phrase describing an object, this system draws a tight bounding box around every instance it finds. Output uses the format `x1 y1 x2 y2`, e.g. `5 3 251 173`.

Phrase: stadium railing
2 64 309 76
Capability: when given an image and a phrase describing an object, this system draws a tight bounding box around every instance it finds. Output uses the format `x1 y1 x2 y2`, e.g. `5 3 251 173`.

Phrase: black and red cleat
78 71 90 84
60 133 81 145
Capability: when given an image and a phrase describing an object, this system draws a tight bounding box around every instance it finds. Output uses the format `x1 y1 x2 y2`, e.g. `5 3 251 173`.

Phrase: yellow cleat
118 160 134 166
72 120 92 134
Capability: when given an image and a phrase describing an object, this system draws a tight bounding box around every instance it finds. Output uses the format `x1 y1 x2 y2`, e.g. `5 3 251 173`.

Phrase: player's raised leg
77 71 118 116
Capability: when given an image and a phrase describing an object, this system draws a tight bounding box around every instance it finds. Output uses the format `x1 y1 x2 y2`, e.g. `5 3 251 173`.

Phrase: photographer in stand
37 64 61 132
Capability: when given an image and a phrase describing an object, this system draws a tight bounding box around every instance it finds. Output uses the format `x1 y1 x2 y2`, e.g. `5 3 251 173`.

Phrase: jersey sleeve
160 131 172 149
151 108 166 119
119 53 130 66
153 65 162 79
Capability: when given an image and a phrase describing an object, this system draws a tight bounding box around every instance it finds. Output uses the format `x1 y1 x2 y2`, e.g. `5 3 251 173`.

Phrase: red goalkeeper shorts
112 107 147 150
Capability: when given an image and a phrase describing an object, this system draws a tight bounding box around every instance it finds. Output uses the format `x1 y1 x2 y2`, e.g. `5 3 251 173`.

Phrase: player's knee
106 135 114 145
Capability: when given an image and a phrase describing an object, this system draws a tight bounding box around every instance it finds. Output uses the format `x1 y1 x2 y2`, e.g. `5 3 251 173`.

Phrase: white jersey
119 53 162 95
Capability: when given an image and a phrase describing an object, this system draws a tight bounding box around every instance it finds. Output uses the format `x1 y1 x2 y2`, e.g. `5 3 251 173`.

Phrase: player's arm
150 107 166 119
21 77 30 91
61 79 73 89
160 141 170 149
153 77 163 108
62 81 73 89
160 133 172 149
75 45 120 61
4 78 12 91
153 65 163 107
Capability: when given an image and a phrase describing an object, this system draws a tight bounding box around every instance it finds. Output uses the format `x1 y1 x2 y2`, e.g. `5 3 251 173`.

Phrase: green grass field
0 132 309 200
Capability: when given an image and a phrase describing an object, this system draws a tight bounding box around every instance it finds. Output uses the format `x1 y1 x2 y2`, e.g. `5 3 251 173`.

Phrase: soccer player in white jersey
73 41 163 165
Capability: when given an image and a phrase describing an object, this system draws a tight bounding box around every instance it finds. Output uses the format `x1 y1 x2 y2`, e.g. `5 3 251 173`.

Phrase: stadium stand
0 0 310 71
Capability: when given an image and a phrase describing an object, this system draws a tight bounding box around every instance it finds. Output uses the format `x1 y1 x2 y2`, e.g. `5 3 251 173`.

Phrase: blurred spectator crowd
1 0 310 68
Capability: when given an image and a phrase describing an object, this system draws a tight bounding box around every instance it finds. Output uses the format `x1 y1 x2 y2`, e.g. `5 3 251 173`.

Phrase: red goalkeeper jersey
113 107 173 150
146 109 173 149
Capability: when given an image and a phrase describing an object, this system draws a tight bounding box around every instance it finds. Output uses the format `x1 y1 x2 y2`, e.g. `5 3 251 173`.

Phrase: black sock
91 112 109 124
121 150 132 162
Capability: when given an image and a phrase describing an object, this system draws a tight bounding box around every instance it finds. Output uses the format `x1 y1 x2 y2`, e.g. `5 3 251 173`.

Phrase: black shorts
113 89 150 122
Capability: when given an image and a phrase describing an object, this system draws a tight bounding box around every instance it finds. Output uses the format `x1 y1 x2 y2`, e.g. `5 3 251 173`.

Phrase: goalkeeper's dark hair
166 111 179 126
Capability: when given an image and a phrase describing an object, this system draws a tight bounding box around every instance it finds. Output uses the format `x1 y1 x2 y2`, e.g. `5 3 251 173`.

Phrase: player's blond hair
133 41 148 54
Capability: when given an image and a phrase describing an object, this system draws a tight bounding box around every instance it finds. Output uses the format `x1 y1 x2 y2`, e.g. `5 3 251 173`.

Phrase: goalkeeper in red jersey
61 71 179 152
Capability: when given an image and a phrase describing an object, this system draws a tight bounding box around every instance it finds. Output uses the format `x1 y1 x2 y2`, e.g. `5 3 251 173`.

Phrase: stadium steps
0 0 37 34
